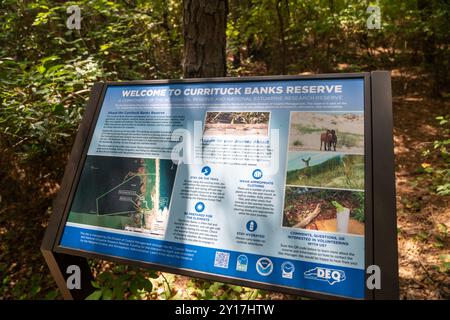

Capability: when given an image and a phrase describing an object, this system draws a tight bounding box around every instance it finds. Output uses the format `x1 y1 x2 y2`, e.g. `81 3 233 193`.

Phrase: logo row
215 252 346 284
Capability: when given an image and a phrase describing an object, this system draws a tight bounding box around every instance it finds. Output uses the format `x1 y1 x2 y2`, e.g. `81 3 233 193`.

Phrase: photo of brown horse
289 112 363 154
320 129 337 151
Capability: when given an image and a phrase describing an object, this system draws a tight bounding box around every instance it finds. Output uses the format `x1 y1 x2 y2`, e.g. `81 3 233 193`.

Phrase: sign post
41 72 398 300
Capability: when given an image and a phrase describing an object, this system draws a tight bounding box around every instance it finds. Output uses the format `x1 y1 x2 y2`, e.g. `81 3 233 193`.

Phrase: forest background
0 0 449 300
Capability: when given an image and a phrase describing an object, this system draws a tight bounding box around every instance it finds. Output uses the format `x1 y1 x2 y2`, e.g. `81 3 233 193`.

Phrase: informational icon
194 201 205 212
201 166 211 176
256 257 273 276
246 220 257 232
252 169 263 180
281 261 295 279
236 254 248 272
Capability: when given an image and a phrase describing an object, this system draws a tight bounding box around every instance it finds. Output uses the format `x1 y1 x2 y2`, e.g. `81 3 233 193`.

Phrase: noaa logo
256 257 273 276
304 267 346 285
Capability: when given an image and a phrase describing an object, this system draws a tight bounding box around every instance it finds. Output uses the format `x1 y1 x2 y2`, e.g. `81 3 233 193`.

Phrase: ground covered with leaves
392 69 450 300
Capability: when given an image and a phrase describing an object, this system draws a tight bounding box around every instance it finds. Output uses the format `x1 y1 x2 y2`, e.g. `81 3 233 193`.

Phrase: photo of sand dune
203 111 270 137
288 112 364 154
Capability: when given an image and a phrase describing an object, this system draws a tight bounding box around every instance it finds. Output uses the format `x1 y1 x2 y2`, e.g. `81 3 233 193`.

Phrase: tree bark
417 0 435 65
275 0 287 74
183 0 228 78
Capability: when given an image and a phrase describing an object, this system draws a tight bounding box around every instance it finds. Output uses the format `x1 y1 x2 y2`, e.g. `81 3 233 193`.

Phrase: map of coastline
67 155 177 235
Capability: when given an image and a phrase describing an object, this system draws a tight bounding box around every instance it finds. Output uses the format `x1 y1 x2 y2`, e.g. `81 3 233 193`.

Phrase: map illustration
67 155 177 236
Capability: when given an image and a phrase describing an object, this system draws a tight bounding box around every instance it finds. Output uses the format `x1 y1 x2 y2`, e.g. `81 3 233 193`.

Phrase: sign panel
56 77 369 299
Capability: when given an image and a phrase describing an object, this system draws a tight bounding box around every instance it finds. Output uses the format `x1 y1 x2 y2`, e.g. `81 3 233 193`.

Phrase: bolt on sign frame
41 72 398 300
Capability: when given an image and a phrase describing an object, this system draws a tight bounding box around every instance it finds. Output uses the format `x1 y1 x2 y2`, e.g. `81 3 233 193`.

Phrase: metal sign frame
41 72 398 300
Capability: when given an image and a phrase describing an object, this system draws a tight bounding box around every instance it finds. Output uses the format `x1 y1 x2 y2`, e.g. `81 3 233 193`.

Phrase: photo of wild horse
288 112 364 154
320 129 337 151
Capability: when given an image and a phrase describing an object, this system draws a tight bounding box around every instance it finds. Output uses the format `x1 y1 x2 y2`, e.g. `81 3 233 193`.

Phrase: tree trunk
275 0 287 74
183 0 228 78
417 0 435 65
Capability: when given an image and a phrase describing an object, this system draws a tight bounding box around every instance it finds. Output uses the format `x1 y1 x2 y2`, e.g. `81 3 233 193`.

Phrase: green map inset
68 155 177 232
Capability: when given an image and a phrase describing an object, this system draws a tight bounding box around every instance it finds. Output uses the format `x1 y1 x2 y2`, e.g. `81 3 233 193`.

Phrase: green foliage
87 265 157 300
351 192 365 223
332 200 345 212
0 0 182 161
294 124 322 134
186 279 267 300
226 0 450 93
419 115 450 196
287 155 364 190
337 132 359 148
436 254 450 273
83 265 267 300
0 55 104 159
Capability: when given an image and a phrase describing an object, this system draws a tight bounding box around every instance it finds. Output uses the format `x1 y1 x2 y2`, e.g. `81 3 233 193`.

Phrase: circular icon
236 254 248 272
281 261 295 279
194 201 205 212
238 255 248 265
252 169 263 180
201 166 211 176
246 220 257 232
256 257 273 276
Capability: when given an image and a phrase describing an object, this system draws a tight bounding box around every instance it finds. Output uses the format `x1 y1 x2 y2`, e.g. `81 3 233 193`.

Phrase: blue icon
246 220 257 232
256 257 273 276
194 202 205 212
252 169 263 179
236 255 248 272
201 166 211 176
281 261 295 279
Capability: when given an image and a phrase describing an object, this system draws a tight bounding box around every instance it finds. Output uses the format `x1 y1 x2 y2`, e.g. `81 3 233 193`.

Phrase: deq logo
304 267 346 285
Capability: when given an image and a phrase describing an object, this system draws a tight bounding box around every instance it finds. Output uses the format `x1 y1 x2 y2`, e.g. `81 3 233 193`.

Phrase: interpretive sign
41 72 398 300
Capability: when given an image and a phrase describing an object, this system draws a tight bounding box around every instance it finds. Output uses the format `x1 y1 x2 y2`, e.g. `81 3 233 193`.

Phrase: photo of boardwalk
288 112 364 154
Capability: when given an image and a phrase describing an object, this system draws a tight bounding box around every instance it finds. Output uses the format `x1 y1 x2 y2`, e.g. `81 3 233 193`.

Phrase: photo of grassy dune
289 112 364 154
203 111 270 137
286 152 364 190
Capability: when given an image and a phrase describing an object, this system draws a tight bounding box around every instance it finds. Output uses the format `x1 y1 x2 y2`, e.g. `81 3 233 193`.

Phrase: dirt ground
391 68 450 299
203 123 269 136
283 187 364 235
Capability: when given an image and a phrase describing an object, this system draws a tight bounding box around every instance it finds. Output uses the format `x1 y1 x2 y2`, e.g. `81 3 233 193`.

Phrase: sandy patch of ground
312 218 364 235
203 123 269 136
291 112 364 135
